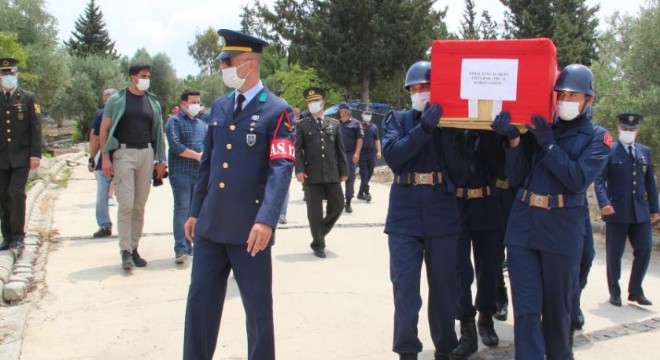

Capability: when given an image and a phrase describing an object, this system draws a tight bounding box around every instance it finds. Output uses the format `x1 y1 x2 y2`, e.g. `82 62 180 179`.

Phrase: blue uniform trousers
344 151 357 200
389 233 459 354
456 229 503 318
183 237 274 360
359 150 376 193
571 215 595 329
605 221 652 297
508 245 579 360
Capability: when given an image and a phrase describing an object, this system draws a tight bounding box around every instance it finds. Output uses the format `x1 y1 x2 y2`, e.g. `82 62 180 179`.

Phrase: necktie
628 145 635 162
233 94 245 118
5 92 10 104
316 118 323 129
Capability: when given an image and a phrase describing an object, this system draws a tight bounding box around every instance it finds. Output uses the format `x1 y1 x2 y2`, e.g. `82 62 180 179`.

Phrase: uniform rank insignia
34 103 41 114
17 112 24 120
246 133 256 146
603 131 613 148
251 115 260 121
285 121 295 132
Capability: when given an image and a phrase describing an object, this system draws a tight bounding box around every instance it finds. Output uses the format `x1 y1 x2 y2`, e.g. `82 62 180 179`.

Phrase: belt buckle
468 189 481 199
530 193 550 209
417 173 433 185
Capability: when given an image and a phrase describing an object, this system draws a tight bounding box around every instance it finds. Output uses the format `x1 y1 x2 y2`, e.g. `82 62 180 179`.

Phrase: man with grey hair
88 88 117 238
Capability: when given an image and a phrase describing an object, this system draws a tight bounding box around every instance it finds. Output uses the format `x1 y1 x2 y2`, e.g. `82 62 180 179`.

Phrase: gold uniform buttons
7 138 11 142
226 144 232 150
222 162 229 169
230 125 236 131
6 129 10 133
219 182 226 189
255 199 260 204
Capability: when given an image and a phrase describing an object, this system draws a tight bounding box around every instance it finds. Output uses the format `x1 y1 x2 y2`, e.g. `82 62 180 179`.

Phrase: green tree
592 1 660 161
259 0 450 103
0 0 67 115
124 49 183 115
52 55 124 139
0 32 29 69
479 11 500 39
460 0 480 39
187 27 221 75
271 64 342 109
64 0 118 58
500 0 599 66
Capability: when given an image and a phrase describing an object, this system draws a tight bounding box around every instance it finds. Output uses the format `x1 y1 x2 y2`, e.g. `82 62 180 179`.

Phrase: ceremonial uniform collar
234 80 264 108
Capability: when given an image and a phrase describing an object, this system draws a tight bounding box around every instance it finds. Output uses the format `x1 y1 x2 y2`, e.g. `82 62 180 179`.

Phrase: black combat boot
452 317 478 359
121 250 134 270
345 200 353 213
494 285 509 321
434 350 452 360
131 249 148 267
365 191 372 202
356 190 365 200
477 313 499 347
0 238 11 251
399 353 417 360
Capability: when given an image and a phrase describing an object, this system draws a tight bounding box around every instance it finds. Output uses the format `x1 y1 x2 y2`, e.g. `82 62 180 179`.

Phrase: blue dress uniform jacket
383 110 462 237
504 115 611 360
595 141 659 223
506 119 610 256
189 88 295 245
382 109 461 356
594 140 658 299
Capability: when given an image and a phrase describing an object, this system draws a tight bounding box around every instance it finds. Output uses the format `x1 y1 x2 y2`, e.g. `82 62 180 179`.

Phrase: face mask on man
1 75 18 90
363 113 372 122
187 103 201 117
308 100 324 115
556 100 581 121
411 92 430 112
222 61 250 89
619 130 637 144
136 78 150 92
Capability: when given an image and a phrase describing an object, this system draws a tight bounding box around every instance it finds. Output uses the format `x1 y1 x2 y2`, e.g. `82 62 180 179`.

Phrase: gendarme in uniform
0 57 42 252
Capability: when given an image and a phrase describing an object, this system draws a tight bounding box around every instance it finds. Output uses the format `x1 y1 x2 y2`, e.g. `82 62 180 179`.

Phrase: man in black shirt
99 64 167 271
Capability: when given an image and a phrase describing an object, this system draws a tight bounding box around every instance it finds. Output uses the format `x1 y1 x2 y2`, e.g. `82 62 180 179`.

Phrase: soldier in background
595 112 659 307
295 87 348 258
337 102 362 213
0 58 42 253
357 109 381 202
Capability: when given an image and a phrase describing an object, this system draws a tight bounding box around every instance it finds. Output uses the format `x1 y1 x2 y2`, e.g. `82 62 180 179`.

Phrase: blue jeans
95 171 112 229
170 172 196 256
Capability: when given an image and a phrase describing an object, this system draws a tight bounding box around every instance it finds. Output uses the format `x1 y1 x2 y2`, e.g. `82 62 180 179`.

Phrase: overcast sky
46 0 650 78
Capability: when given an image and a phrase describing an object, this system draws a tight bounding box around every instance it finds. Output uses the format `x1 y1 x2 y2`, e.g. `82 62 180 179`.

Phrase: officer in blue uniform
182 29 295 360
451 129 505 359
383 60 461 360
357 109 381 202
595 112 659 307
0 58 41 253
491 64 612 360
337 102 363 213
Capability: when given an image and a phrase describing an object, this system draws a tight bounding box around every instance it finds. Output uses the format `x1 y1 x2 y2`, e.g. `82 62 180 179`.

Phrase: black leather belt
121 143 151 149
394 172 443 186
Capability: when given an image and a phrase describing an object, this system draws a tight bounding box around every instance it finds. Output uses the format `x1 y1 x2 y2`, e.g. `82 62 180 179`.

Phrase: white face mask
136 78 150 91
221 61 249 89
1 75 18 90
619 130 637 144
186 103 201 117
411 92 430 112
556 100 581 121
308 100 324 115
363 114 372 122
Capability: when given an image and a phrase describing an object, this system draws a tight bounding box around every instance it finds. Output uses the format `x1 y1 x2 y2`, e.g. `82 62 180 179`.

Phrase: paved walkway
14 163 660 359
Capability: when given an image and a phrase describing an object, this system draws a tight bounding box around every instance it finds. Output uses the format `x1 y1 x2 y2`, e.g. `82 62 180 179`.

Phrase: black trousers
304 182 344 250
0 166 30 241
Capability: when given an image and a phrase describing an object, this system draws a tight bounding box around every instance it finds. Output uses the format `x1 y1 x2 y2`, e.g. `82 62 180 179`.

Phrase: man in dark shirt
88 88 117 238
337 102 362 213
99 64 167 271
358 109 381 202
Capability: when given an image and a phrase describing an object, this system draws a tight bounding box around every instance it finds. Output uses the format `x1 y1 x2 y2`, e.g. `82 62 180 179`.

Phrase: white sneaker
108 197 117 206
